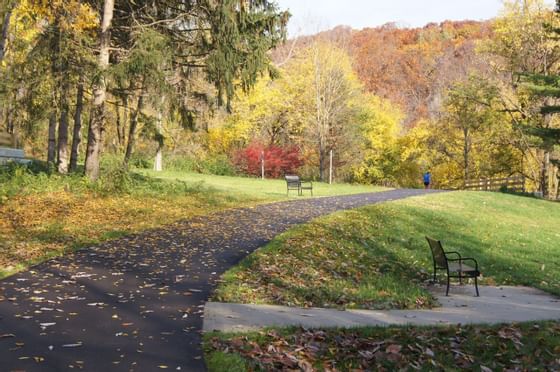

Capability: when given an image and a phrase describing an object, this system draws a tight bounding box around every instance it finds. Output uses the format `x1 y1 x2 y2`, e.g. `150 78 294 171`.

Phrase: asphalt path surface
0 189 441 371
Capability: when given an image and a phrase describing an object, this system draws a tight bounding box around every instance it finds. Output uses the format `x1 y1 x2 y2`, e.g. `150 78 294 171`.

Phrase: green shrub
0 159 209 202
165 154 237 176
203 154 237 176
130 155 152 169
95 166 135 194
0 162 91 201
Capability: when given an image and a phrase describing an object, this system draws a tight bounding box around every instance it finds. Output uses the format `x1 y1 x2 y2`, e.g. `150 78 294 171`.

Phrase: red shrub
234 142 303 178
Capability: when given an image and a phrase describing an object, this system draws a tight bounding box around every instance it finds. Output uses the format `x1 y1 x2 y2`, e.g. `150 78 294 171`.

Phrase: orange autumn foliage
350 21 493 127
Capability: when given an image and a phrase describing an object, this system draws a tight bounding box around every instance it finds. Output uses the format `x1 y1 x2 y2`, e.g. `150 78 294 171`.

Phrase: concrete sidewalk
203 285 560 332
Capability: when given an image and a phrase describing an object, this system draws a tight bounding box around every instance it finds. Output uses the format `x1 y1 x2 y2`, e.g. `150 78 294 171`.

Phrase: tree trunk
318 141 325 182
463 128 470 183
541 151 550 198
115 99 122 149
69 79 84 172
5 101 13 134
114 95 128 149
57 71 70 174
47 112 57 165
84 0 114 180
551 164 559 200
153 100 163 172
123 80 145 168
329 149 333 184
5 100 17 147
0 4 13 64
121 96 128 146
154 143 163 171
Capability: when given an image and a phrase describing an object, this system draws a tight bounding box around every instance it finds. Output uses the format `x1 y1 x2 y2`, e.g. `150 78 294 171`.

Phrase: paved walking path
204 285 560 332
0 189 438 372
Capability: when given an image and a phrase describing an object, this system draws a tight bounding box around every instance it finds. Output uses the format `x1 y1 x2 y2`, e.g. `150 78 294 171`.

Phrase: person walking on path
423 171 432 189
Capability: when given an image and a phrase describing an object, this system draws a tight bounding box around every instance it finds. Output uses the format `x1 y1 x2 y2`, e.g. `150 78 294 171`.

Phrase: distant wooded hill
272 21 493 127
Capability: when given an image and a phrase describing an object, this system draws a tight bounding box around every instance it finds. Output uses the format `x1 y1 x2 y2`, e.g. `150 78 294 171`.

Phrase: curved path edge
0 188 441 372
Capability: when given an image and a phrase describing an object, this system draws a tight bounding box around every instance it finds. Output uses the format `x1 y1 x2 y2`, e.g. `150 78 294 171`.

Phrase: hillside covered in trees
1 0 559 197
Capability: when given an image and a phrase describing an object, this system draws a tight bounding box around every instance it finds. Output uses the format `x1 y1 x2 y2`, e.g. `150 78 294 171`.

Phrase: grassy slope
214 191 560 310
0 170 385 278
205 321 560 371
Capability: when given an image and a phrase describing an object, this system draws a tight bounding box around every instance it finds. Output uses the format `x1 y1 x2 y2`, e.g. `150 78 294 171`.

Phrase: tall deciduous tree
424 76 521 188
306 43 362 181
352 94 403 185
84 0 114 180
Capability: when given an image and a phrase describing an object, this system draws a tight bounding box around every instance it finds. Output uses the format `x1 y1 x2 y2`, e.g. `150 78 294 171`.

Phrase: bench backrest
426 236 448 269
285 175 300 185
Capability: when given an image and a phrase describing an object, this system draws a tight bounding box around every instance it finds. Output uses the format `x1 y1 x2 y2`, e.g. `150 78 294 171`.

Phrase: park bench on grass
285 175 313 196
426 236 480 296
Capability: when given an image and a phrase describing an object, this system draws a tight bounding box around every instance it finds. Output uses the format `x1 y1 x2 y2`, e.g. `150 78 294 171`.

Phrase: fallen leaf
386 344 402 354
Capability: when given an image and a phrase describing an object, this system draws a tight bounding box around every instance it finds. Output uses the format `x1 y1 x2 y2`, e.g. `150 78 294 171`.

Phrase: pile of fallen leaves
207 321 560 371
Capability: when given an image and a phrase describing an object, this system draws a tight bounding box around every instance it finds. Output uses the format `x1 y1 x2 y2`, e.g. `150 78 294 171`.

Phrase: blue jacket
423 173 431 183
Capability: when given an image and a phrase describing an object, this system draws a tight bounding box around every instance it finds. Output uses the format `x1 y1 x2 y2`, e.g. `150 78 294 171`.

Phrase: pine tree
82 0 288 179
520 0 560 197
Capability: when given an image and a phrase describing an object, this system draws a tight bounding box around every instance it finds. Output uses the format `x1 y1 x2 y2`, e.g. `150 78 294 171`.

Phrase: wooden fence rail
464 175 525 192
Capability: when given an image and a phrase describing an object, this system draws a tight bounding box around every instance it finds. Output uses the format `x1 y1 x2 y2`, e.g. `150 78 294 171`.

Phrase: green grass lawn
143 170 388 200
213 191 560 310
205 321 560 371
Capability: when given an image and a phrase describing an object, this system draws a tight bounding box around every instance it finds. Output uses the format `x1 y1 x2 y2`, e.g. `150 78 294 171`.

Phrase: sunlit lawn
143 170 389 200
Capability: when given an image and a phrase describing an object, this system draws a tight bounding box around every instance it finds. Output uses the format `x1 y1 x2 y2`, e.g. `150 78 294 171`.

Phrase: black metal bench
426 237 480 296
285 175 313 196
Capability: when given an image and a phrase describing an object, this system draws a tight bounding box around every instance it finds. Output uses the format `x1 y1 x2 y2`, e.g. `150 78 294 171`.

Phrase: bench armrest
444 251 462 260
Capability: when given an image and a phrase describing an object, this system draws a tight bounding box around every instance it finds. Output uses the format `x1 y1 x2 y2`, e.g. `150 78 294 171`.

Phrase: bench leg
446 276 450 296
433 269 437 283
459 274 462 285
474 276 479 297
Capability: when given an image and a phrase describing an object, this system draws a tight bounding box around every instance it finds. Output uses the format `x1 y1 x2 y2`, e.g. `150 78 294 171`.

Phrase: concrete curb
204 285 560 332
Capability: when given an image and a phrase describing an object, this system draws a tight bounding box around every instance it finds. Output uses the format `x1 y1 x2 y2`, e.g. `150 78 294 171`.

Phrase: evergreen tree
81 0 288 179
520 0 560 197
